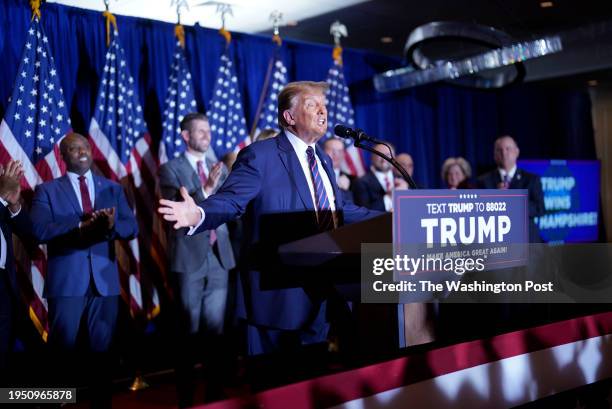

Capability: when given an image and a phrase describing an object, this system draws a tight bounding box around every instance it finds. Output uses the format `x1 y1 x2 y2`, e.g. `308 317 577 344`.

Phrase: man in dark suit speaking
159 81 379 355
477 135 545 242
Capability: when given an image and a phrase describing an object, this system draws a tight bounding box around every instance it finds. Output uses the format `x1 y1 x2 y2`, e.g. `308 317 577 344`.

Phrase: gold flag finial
102 0 118 47
270 10 283 46
30 0 41 20
330 20 348 65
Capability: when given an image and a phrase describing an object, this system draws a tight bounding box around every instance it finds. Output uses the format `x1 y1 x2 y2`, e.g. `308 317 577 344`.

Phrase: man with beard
159 112 235 405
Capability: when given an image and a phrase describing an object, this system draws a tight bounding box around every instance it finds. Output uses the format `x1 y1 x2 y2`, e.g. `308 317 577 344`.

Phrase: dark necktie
197 160 208 186
79 175 93 214
196 160 216 244
503 174 511 189
306 146 334 231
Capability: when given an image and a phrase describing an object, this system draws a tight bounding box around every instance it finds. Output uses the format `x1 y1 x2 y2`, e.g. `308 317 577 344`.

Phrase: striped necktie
306 146 334 231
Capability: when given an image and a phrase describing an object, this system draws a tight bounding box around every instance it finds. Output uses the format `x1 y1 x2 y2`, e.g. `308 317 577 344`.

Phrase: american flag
159 41 197 164
0 17 72 340
88 30 160 319
207 50 249 159
323 59 366 177
252 49 287 138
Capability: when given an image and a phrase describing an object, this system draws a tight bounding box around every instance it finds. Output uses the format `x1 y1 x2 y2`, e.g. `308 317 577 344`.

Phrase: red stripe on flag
88 135 121 182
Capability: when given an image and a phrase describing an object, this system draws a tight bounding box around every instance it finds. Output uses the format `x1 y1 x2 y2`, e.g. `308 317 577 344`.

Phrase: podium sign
392 189 529 278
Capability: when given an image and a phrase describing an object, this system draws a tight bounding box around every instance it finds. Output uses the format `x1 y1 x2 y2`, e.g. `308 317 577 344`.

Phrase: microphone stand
353 132 418 189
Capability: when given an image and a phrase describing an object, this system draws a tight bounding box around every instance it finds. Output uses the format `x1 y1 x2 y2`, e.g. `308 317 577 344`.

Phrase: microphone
334 124 377 143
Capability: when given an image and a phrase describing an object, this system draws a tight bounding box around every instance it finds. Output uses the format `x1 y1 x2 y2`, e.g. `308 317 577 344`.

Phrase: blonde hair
441 157 472 181
277 81 329 129
254 129 278 142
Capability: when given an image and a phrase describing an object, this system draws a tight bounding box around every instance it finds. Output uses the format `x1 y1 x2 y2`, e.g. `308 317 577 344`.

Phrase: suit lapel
58 175 83 215
177 155 200 191
367 171 385 194
510 169 523 188
276 133 315 211
92 174 105 209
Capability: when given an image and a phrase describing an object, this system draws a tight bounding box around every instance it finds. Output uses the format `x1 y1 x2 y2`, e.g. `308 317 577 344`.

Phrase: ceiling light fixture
373 21 563 91
380 36 393 43
540 1 554 8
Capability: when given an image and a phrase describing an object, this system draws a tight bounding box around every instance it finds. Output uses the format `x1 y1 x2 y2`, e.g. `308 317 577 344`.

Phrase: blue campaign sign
392 189 529 275
518 159 600 243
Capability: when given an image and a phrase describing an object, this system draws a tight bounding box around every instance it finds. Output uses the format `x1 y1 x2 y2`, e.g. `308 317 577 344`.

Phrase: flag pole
249 11 283 140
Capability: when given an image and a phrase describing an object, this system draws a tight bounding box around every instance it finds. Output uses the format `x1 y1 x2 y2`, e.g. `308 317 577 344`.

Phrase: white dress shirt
372 167 394 211
498 165 517 184
285 131 337 219
185 150 208 178
0 197 21 270
185 150 211 199
66 170 95 211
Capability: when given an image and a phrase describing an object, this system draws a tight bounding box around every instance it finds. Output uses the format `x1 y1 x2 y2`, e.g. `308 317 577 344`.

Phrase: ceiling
46 0 369 33
262 0 612 58
47 0 612 84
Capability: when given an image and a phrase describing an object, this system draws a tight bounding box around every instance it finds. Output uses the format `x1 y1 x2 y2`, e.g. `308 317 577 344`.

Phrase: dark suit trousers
47 291 119 352
0 268 13 385
47 286 118 409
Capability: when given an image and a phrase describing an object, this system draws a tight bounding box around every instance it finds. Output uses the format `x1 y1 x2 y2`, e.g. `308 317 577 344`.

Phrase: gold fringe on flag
219 27 231 44
272 34 282 46
333 45 343 66
30 0 41 20
103 10 118 46
175 24 185 48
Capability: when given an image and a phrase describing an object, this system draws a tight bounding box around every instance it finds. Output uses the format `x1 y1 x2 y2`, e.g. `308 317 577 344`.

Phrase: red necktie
197 160 208 186
79 175 93 214
196 160 216 244
385 175 392 193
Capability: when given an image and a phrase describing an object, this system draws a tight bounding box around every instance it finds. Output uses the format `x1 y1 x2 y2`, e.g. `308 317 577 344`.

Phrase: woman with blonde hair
441 157 473 189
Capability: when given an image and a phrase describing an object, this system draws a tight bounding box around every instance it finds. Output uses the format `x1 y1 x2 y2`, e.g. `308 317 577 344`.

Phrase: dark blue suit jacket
352 170 388 212
194 132 379 330
31 174 138 297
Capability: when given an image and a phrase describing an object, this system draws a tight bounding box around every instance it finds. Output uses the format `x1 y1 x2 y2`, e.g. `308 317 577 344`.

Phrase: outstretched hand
158 186 202 229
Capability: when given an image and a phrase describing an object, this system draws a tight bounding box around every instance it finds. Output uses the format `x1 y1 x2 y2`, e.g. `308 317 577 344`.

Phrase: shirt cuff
187 206 205 236
0 197 20 217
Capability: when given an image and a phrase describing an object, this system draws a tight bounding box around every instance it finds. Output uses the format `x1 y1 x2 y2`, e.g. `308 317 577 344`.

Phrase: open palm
158 186 202 229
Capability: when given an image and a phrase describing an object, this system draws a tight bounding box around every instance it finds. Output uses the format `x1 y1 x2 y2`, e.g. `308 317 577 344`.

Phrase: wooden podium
278 212 434 354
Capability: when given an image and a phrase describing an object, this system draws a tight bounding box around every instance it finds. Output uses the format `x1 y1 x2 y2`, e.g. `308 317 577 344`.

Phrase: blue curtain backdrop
0 0 596 188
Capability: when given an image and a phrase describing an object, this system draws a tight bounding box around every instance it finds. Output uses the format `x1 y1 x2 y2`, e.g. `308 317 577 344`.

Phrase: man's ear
283 110 295 126
180 129 190 144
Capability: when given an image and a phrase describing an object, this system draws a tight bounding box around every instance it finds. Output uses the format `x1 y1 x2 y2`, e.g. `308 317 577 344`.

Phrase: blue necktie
306 146 334 231
503 174 511 188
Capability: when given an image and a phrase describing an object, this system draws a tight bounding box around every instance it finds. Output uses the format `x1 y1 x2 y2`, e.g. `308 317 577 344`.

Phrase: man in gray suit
159 112 235 406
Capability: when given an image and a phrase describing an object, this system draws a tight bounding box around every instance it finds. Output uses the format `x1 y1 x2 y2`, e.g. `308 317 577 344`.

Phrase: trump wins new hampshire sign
392 189 529 279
